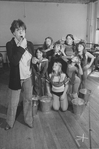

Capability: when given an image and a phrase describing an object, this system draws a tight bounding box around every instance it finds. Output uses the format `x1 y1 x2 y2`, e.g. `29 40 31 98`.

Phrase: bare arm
84 52 95 69
61 75 69 98
77 63 83 75
44 45 54 52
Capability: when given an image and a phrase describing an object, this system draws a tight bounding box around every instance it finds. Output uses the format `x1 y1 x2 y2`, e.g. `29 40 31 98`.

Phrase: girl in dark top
43 37 54 60
32 47 48 97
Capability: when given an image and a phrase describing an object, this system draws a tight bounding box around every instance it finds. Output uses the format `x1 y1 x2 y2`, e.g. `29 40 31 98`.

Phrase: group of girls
32 34 95 112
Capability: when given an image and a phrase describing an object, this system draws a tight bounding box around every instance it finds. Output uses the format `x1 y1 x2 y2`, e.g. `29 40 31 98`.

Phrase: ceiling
0 0 97 4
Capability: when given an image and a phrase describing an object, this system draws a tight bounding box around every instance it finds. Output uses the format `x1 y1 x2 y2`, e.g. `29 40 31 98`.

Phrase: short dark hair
76 40 86 51
54 40 61 48
35 47 46 58
10 19 26 33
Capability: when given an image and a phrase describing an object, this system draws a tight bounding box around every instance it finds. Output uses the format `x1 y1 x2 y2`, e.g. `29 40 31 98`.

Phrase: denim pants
6 76 33 128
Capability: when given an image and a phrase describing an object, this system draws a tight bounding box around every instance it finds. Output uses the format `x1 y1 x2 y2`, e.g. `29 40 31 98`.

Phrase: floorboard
0 65 99 149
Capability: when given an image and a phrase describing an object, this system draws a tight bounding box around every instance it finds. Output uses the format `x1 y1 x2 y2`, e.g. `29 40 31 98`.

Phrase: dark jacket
6 38 34 90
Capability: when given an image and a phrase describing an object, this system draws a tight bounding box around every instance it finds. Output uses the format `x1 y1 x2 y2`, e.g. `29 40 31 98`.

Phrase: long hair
51 62 63 83
43 37 53 49
66 34 74 41
75 40 86 68
65 34 75 52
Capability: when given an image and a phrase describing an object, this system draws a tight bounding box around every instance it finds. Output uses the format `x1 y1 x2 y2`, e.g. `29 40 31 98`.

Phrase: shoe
25 122 33 128
5 124 11 130
28 125 33 128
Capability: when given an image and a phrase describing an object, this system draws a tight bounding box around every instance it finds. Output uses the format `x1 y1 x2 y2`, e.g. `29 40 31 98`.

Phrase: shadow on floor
0 117 6 128
68 102 74 113
0 104 7 115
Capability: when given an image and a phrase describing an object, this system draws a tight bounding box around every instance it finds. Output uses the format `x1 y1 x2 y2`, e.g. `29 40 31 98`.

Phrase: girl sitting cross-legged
46 61 69 111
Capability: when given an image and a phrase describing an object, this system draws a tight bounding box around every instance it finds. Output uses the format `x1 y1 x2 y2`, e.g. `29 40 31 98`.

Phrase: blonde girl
46 61 69 111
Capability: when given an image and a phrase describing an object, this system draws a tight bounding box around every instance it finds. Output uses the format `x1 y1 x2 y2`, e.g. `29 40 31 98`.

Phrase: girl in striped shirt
46 61 69 111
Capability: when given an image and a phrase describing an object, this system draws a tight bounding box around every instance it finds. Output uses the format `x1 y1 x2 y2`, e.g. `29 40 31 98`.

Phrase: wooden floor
0 64 99 149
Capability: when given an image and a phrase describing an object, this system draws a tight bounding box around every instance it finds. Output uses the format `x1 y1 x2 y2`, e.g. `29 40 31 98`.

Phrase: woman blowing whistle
5 19 35 130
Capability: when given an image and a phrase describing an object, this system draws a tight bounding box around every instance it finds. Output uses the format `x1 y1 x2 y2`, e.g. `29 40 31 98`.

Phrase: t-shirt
19 49 32 79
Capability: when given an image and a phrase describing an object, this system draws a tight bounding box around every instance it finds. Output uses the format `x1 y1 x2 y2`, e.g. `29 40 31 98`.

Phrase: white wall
0 1 87 46
96 0 99 44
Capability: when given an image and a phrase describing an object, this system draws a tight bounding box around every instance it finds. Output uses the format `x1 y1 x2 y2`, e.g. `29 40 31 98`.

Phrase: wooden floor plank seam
58 111 80 149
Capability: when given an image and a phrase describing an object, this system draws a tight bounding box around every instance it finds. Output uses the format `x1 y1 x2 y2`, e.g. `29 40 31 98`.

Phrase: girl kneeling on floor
46 61 69 111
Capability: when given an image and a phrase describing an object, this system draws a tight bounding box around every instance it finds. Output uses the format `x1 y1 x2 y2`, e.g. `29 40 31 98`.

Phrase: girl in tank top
76 40 95 89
